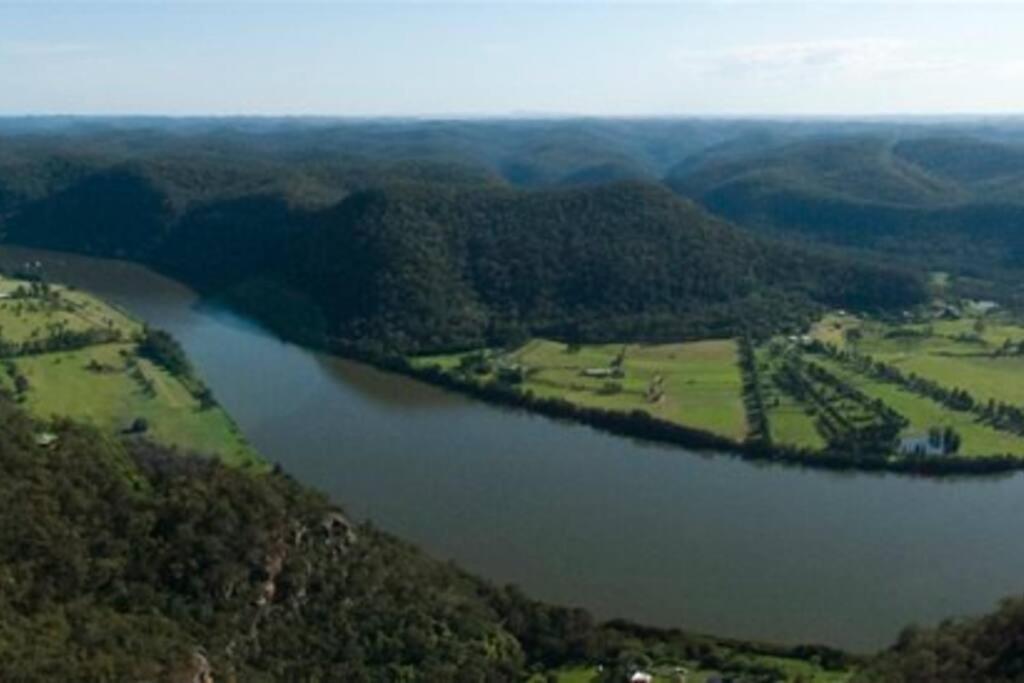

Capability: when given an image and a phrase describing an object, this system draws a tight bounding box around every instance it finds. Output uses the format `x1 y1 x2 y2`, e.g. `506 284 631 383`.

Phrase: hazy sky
1 1 1023 116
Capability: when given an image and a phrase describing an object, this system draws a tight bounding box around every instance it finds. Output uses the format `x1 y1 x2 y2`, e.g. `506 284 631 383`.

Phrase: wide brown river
5 246 1024 652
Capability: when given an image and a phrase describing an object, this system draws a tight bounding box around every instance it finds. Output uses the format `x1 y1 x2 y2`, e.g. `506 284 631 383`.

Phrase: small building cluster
898 429 952 457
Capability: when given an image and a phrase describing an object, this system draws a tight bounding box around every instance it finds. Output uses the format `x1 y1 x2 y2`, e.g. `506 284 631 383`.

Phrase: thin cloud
677 38 969 80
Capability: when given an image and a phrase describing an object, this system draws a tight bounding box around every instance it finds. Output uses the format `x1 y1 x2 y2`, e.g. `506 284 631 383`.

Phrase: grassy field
812 356 1024 457
415 304 1024 461
763 392 828 451
799 307 1024 457
817 312 1024 413
0 275 260 467
0 282 139 345
508 339 748 440
416 338 748 440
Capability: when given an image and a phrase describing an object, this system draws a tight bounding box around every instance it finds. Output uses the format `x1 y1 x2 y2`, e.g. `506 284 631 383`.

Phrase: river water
5 246 1023 652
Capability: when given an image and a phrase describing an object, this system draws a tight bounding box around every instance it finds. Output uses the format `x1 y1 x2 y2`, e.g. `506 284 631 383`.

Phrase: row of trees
771 353 907 455
137 326 218 409
1 359 28 400
738 335 772 445
816 343 1024 439
0 324 122 358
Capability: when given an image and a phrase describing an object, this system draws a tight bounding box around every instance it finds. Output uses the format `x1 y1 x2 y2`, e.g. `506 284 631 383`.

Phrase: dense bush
857 597 1024 682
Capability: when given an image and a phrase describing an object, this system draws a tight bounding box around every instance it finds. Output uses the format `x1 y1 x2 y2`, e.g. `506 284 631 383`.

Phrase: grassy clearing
0 275 259 467
812 356 1024 457
874 353 1024 407
509 339 748 440
415 307 1024 461
830 314 1024 411
14 345 258 466
800 307 1024 457
0 281 139 345
409 350 468 372
764 392 827 451
413 338 748 440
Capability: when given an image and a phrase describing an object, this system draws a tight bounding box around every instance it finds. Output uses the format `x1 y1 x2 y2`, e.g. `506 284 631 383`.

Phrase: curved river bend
6 247 1024 653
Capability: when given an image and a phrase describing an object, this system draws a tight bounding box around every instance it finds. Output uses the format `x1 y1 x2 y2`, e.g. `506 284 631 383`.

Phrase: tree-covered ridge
0 398 856 682
670 136 967 208
0 156 927 353
0 403 522 681
281 182 925 351
666 134 1024 291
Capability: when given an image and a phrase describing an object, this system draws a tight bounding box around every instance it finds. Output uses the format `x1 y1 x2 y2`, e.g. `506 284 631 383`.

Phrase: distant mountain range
4 117 1024 349
667 134 1024 282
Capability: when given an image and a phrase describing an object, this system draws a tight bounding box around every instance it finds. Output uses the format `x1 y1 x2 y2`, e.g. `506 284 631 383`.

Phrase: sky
1 1 1023 117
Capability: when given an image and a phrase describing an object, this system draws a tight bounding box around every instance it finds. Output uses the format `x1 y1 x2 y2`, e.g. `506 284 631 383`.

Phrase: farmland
416 338 748 440
414 301 1024 463
0 274 259 467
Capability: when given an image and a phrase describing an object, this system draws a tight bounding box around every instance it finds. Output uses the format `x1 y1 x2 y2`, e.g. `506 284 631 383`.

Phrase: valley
8 0 1024 677
4 117 1024 680
16 245 1024 662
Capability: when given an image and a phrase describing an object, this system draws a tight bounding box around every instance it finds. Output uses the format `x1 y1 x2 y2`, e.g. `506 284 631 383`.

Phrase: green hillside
0 274 257 466
0 159 926 354
666 135 1024 289
276 182 924 352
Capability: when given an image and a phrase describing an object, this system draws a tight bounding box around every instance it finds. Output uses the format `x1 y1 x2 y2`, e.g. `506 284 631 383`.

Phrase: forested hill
0 154 926 353
0 397 855 682
666 134 1024 279
0 397 572 681
276 182 925 351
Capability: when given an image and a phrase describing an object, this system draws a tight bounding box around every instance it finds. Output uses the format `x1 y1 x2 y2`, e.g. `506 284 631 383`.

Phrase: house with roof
898 432 947 456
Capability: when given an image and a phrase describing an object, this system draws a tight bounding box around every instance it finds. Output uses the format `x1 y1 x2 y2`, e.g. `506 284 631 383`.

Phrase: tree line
815 342 1024 446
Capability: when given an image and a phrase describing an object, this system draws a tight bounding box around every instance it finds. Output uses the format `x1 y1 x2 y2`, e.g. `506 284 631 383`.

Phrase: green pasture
813 357 1024 457
0 275 259 467
0 278 139 345
510 339 748 440
14 344 258 466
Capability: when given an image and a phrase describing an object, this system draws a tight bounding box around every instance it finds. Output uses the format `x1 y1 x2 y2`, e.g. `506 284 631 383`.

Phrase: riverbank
38 242 1007 476
8 245 1024 651
326 343 1024 477
186 268 1024 476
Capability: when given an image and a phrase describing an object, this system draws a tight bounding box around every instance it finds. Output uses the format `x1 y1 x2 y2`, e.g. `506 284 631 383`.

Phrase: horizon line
3 111 1024 122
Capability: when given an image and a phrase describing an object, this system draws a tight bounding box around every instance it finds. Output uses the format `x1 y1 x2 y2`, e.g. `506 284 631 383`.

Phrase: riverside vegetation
4 274 1023 682
412 291 1024 472
0 273 859 682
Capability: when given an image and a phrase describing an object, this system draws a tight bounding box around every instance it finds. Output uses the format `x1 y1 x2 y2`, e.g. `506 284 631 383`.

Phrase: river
4 246 1023 652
